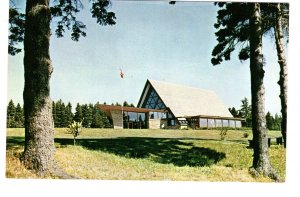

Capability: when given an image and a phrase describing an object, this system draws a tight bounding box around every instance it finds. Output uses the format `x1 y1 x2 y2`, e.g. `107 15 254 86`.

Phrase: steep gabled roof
138 79 233 118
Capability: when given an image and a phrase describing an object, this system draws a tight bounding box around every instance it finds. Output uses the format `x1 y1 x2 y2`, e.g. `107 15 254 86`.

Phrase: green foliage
211 3 289 66
8 7 25 55
7 99 112 129
9 0 116 55
68 121 83 145
14 103 24 128
239 97 252 127
7 100 24 128
220 128 228 140
243 131 249 138
82 104 93 128
7 100 16 128
266 112 282 130
74 103 83 122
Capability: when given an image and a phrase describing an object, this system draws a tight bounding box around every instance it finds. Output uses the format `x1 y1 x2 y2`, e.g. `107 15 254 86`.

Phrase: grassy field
6 128 285 182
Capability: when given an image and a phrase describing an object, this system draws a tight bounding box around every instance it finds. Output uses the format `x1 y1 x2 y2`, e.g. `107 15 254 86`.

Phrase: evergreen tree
7 100 16 128
9 0 116 175
123 101 129 107
65 102 73 126
239 98 252 127
82 104 93 128
54 99 64 127
14 103 24 128
266 112 274 130
74 103 83 123
274 113 282 131
212 2 278 180
91 103 103 128
228 107 238 117
59 102 67 127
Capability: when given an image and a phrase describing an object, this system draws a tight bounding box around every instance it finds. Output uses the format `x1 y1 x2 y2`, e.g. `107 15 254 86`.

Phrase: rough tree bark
21 0 55 176
249 3 278 181
274 3 288 148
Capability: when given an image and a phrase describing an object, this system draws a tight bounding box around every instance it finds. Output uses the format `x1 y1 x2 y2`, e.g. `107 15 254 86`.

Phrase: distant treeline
229 97 282 131
6 99 135 128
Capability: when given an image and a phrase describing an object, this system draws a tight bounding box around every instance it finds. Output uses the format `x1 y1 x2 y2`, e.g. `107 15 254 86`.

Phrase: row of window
149 111 167 119
199 118 242 128
123 112 146 122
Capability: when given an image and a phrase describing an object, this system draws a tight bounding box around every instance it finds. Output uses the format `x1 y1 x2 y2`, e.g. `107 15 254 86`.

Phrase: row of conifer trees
7 99 135 128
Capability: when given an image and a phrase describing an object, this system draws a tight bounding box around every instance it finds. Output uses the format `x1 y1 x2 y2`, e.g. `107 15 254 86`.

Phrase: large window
222 120 229 127
123 111 147 129
215 119 222 127
236 121 242 128
144 89 166 109
199 118 207 128
229 120 235 127
150 111 166 119
208 119 215 127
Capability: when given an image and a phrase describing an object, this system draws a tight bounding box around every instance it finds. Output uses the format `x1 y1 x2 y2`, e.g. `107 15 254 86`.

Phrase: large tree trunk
249 3 278 181
21 0 55 176
274 3 288 148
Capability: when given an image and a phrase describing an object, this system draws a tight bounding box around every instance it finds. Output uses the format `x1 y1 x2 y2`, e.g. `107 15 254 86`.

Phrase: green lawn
6 128 285 181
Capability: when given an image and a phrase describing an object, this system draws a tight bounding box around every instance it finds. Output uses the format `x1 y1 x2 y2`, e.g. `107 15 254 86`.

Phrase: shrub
220 128 228 140
68 121 82 145
243 131 249 138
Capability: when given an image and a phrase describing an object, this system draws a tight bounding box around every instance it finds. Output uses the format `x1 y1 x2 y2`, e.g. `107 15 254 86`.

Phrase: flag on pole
120 68 124 78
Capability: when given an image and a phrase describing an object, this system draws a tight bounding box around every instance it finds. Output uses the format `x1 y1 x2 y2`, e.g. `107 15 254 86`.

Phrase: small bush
243 132 249 138
68 121 83 146
220 128 228 140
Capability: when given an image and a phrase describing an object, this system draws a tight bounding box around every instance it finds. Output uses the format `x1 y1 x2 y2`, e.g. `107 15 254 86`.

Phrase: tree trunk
249 3 278 181
274 3 288 148
21 0 55 176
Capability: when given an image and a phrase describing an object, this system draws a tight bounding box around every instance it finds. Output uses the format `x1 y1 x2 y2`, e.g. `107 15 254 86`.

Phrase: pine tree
212 2 278 180
65 102 73 126
91 103 103 128
82 104 93 128
60 102 67 127
74 103 83 123
7 100 16 128
228 107 238 117
239 98 252 127
14 103 24 127
9 0 116 176
266 112 274 130
123 101 129 107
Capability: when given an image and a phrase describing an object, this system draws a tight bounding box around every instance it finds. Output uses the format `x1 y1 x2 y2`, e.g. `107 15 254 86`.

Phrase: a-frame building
99 79 243 129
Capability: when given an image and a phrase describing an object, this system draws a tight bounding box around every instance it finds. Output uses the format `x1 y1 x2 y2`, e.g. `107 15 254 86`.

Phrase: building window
229 120 235 127
168 119 176 126
199 118 207 128
143 89 166 110
236 121 242 128
207 119 215 127
223 120 229 127
215 119 222 127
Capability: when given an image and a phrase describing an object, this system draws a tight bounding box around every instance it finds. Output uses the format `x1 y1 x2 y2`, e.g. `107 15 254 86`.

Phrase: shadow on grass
55 137 226 167
6 136 24 149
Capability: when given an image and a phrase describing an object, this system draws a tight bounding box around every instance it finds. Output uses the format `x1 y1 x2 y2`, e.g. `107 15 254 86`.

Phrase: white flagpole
120 66 124 129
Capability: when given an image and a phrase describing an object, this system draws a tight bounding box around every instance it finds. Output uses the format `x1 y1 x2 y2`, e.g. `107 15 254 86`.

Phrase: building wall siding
111 110 123 129
148 119 161 129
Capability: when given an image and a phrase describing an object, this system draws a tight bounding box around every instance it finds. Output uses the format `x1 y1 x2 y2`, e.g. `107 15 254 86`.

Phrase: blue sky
7 0 284 115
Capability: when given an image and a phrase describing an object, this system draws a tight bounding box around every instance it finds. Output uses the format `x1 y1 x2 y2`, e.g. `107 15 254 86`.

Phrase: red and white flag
120 68 124 78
